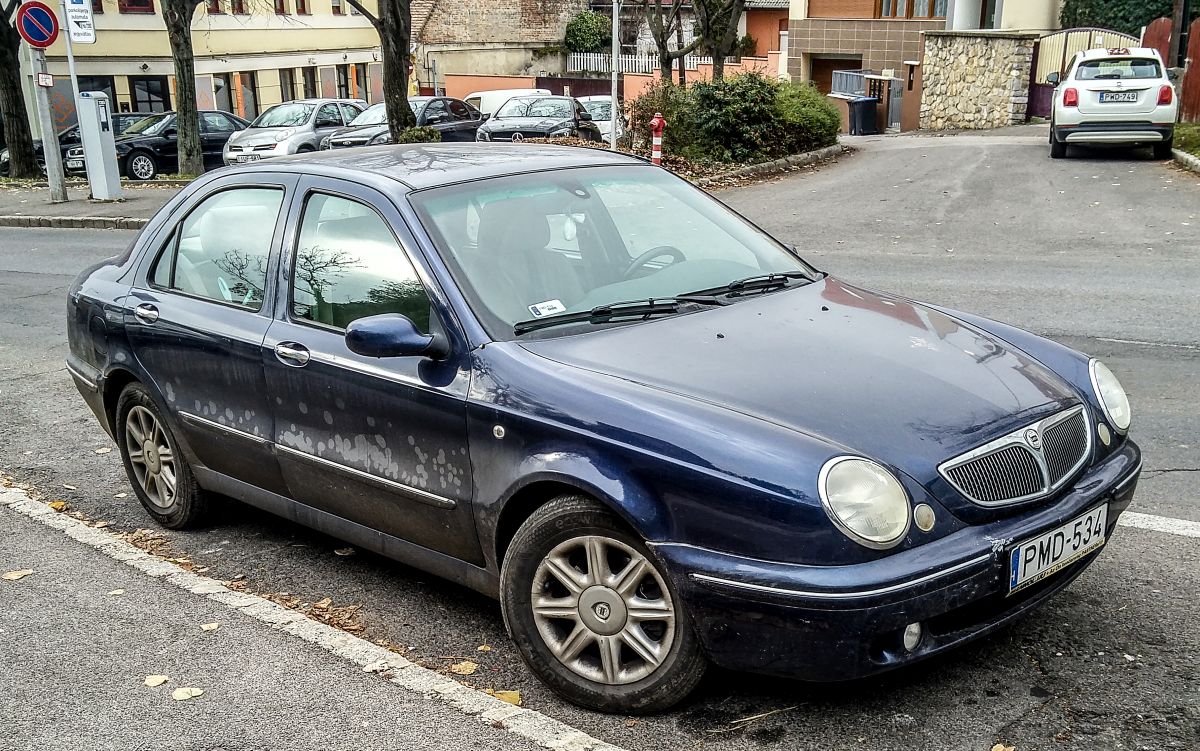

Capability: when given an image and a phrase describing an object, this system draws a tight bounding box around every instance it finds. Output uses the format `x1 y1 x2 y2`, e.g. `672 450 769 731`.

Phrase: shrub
1060 0 1197 37
564 11 611 54
775 81 840 153
394 126 441 144
734 33 757 58
625 78 701 157
690 72 784 162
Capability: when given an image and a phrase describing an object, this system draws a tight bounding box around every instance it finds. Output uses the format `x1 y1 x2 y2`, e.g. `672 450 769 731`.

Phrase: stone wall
920 30 1038 130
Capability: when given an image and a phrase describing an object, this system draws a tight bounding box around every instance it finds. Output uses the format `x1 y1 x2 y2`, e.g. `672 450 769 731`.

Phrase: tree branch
1 0 19 22
344 0 378 28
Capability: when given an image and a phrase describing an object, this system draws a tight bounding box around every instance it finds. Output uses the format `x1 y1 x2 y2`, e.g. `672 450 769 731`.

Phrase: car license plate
66 159 84 169
236 154 260 162
1008 504 1107 595
1099 91 1139 103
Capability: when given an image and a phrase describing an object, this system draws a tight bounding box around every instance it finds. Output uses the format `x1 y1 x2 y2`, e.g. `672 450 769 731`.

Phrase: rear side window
151 187 284 310
1075 58 1162 81
291 193 432 332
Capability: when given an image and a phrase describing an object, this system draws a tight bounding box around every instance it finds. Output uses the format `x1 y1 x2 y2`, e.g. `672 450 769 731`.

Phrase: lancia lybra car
320 97 484 149
476 96 603 142
1049 47 1178 159
64 111 250 180
223 98 365 165
66 145 1140 714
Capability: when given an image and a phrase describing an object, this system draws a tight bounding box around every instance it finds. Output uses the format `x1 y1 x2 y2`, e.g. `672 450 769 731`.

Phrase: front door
262 179 480 563
125 176 295 495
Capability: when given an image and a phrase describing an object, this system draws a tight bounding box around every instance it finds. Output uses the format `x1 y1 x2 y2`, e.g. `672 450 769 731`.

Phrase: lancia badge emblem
1024 428 1042 449
511 132 524 142
593 603 611 621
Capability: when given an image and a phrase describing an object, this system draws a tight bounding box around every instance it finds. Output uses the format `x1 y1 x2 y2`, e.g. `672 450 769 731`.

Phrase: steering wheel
623 245 685 279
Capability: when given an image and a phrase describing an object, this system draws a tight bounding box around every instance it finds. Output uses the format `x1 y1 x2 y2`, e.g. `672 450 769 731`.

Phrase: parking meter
76 91 123 201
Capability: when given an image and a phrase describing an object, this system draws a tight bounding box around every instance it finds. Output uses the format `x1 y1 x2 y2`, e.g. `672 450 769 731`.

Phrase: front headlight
476 130 490 141
819 457 911 549
1089 359 1131 433
369 132 391 145
274 128 295 142
548 127 573 137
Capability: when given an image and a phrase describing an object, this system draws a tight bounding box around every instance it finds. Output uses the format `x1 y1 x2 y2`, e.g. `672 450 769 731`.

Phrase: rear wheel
1153 138 1174 160
500 495 706 713
1049 132 1066 159
115 383 209 529
124 151 158 180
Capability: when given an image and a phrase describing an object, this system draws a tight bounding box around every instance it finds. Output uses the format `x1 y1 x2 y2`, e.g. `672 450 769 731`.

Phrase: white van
464 88 551 118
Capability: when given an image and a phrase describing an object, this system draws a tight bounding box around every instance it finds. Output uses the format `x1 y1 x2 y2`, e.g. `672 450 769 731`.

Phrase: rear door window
1075 58 1162 81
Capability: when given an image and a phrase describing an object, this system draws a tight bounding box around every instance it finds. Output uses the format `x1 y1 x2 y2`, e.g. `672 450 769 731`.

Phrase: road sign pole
60 0 83 112
29 46 68 202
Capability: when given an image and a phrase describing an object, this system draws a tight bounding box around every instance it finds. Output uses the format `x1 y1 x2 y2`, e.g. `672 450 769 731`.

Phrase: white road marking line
1117 511 1200 539
1095 336 1200 351
0 487 623 751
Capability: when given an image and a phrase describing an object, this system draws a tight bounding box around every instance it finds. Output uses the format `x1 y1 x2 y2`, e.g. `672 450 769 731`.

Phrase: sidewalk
0 489 614 751
0 183 179 229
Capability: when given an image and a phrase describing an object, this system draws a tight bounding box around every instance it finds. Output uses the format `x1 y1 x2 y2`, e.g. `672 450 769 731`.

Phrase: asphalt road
1 129 1197 750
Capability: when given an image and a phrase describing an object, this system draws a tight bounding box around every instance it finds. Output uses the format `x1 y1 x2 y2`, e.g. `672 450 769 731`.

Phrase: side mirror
424 112 447 124
578 111 593 121
345 313 449 360
481 112 491 121
1045 72 1060 86
163 128 178 139
1168 67 1184 82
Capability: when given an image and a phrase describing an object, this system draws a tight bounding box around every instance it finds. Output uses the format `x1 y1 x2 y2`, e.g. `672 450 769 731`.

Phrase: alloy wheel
123 405 177 509
129 154 155 180
530 535 676 685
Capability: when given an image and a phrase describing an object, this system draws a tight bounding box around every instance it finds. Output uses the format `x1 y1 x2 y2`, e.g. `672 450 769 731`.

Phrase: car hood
519 277 1080 490
329 124 387 141
483 117 570 131
230 128 301 147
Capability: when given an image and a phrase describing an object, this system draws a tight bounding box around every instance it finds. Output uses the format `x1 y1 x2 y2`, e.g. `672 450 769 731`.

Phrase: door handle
133 303 159 324
274 342 311 367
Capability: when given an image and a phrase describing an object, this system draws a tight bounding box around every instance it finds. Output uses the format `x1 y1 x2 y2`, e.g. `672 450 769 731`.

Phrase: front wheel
1153 138 1174 160
124 151 158 180
500 495 706 713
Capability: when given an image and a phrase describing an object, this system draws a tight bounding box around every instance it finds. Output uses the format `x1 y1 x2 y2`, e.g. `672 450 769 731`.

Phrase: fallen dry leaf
476 644 493 652
94 447 112 454
62 484 77 491
47 501 68 512
991 745 1016 751
625 719 639 728
313 597 332 609
487 689 521 706
107 589 124 596
93 521 111 529
2 569 33 581
199 623 220 632
333 547 356 557
171 687 204 701
144 675 169 687
114 493 127 499
449 660 478 676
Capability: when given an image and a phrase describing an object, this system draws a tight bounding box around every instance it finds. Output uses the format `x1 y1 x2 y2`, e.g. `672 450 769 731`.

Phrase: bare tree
345 0 416 139
0 0 40 178
162 0 205 175
693 0 745 80
641 0 702 82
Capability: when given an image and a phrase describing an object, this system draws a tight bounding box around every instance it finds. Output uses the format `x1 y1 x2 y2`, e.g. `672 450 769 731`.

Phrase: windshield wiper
513 296 722 336
683 271 813 298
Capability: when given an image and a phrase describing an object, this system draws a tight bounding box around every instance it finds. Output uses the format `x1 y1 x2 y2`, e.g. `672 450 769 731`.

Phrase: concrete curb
0 215 148 230
695 143 850 187
1172 148 1200 175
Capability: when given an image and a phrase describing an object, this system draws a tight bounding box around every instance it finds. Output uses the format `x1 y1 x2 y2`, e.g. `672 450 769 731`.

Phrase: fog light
913 503 936 532
902 622 922 652
1097 423 1111 446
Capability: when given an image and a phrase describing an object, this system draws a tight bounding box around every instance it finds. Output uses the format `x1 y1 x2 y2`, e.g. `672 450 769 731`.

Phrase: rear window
1075 58 1162 81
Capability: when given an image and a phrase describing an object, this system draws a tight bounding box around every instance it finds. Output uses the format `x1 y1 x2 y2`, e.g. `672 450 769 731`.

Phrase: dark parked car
65 110 250 180
475 95 602 142
1 112 154 176
66 145 1140 714
323 97 484 149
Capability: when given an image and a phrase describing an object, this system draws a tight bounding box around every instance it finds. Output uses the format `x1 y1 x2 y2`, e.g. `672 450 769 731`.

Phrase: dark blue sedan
66 144 1141 713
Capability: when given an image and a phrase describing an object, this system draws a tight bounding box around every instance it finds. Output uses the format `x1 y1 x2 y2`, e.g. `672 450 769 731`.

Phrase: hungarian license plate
66 159 84 169
1008 504 1107 595
1099 91 1139 103
236 154 260 162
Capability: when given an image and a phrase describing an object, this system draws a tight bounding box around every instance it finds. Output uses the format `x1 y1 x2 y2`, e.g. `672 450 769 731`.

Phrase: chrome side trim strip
305 351 446 397
178 411 271 446
274 443 457 510
65 361 98 392
689 553 992 601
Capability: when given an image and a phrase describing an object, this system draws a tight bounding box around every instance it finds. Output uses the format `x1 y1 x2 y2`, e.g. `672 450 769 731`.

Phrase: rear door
262 176 481 563
199 113 240 170
125 173 297 494
445 99 480 141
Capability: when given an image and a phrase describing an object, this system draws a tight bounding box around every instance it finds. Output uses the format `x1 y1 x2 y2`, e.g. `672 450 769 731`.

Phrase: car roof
234 143 646 190
1077 46 1163 62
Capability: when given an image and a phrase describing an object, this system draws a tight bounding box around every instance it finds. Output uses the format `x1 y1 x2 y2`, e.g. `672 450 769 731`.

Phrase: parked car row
1 111 154 177
66 110 252 180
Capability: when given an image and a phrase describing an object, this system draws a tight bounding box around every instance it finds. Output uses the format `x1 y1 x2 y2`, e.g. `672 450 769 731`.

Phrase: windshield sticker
528 300 567 318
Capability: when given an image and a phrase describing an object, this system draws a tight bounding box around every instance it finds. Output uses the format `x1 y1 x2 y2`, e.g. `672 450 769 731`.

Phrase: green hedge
1059 0 1198 37
394 126 441 144
564 11 611 54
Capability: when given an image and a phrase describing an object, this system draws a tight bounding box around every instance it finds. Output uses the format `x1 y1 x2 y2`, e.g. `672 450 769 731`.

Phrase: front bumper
1055 122 1173 144
655 439 1141 681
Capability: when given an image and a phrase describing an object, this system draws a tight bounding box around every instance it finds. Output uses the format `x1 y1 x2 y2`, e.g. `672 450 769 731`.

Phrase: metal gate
1027 27 1140 120
1183 18 1200 123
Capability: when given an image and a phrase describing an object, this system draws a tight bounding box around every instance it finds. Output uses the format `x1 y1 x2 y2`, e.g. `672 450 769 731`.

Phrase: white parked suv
1049 47 1178 159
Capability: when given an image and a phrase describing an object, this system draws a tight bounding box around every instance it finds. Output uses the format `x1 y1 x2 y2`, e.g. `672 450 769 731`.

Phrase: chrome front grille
939 406 1092 506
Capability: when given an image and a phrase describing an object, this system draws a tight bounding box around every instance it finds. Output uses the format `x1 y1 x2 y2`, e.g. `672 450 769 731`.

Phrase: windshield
123 114 173 136
582 100 613 120
1075 58 1162 80
350 103 388 126
251 102 314 128
494 97 573 119
410 166 815 339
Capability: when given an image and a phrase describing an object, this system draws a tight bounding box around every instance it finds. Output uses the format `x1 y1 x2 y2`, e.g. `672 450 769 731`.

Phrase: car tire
115 382 209 529
1153 138 1174 160
296 144 315 153
124 151 158 180
500 495 706 714
1049 134 1066 159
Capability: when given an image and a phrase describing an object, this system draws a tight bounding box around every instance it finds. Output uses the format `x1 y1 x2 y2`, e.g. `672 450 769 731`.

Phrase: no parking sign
17 1 59 49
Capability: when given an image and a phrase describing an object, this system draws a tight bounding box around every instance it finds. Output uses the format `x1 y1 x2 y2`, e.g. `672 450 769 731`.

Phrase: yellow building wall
999 0 1062 32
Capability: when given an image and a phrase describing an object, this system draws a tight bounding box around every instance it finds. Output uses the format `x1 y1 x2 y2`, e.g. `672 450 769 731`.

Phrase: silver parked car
223 99 365 165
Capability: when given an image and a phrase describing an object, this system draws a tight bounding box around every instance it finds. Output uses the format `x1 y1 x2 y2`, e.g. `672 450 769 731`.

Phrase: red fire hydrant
649 112 665 166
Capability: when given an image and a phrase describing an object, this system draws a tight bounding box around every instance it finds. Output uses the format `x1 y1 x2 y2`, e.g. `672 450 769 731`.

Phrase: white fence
566 52 702 74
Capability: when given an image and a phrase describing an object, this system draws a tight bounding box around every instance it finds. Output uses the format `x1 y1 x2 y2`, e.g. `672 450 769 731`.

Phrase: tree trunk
162 0 204 176
378 0 416 139
676 21 686 85
0 20 39 178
